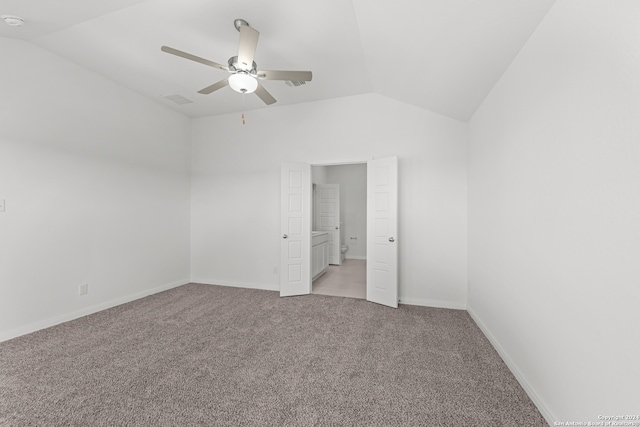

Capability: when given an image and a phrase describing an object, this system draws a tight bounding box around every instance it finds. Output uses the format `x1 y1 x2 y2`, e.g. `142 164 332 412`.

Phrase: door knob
282 234 288 239
389 237 395 242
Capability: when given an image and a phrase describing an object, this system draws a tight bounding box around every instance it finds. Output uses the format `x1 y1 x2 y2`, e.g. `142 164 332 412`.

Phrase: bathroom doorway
280 156 398 308
311 163 367 300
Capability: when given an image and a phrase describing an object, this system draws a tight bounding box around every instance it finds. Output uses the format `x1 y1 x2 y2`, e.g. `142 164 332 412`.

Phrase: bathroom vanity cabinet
311 232 329 281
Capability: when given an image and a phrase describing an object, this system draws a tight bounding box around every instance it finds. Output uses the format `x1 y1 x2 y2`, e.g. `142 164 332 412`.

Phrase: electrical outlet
273 266 279 275
79 284 88 296
0 199 5 212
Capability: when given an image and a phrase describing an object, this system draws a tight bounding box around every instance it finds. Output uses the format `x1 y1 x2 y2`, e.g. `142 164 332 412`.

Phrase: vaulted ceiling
1 0 556 121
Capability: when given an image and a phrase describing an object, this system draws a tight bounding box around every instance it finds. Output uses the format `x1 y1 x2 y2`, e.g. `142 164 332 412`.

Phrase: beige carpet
312 259 366 299
0 283 547 426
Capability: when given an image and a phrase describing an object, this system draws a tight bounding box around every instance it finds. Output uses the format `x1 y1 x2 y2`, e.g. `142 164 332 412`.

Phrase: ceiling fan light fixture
228 72 257 94
161 18 310 106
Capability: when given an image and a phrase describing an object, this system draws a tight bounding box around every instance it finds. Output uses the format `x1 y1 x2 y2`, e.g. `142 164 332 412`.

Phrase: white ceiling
1 0 556 122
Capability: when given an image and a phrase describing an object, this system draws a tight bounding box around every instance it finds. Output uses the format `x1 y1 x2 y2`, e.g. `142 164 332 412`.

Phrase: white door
315 184 341 265
280 163 312 297
366 156 398 308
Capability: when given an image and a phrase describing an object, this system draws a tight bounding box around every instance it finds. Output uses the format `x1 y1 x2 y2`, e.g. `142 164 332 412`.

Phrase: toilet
340 244 349 262
339 223 348 262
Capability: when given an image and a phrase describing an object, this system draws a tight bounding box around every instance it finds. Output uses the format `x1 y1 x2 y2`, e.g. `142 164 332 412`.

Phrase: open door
280 163 312 297
315 184 341 265
366 156 398 308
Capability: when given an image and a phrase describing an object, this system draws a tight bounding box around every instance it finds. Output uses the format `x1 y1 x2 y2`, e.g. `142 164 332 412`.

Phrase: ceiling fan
161 19 312 105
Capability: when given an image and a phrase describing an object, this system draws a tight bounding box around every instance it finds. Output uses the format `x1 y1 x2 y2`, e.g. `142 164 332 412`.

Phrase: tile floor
311 259 366 299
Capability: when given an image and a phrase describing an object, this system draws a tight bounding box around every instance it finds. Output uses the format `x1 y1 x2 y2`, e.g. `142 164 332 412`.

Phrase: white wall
326 164 367 259
0 38 191 340
311 165 328 185
468 0 640 423
191 93 468 308
311 165 328 230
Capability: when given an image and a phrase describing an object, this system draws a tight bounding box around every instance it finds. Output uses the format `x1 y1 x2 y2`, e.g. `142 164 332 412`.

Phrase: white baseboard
345 255 366 260
191 278 279 292
467 306 556 426
0 279 189 343
399 296 466 310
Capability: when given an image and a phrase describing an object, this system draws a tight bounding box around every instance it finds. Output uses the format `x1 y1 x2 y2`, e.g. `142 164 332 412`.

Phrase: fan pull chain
241 92 246 125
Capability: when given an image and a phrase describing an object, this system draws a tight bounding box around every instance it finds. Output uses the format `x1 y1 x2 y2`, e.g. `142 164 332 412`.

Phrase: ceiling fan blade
257 70 312 82
254 82 276 105
161 46 229 72
237 25 259 70
198 78 229 94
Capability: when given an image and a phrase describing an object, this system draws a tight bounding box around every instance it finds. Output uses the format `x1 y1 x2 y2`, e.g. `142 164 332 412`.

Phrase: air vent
163 94 194 105
285 80 308 87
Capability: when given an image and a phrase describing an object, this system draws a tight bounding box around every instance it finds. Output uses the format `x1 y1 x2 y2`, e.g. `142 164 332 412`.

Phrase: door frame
281 157 398 307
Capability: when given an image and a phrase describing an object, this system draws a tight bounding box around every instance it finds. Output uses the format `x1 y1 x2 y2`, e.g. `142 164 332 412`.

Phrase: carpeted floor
0 283 547 426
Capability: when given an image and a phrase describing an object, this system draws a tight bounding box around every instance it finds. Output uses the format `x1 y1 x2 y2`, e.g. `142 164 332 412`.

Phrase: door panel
366 157 398 308
280 163 311 297
315 184 341 265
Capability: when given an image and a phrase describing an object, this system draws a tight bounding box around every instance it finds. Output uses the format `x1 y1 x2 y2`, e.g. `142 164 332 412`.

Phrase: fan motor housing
228 56 257 74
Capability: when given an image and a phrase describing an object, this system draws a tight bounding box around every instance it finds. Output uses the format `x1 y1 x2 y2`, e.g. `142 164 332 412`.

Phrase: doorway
311 163 367 299
279 156 398 308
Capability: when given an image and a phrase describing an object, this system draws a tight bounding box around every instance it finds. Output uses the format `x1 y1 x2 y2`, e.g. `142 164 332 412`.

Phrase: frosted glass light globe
228 73 258 94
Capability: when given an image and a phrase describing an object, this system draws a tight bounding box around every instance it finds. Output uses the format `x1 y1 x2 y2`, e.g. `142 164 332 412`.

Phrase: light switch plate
0 199 5 212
